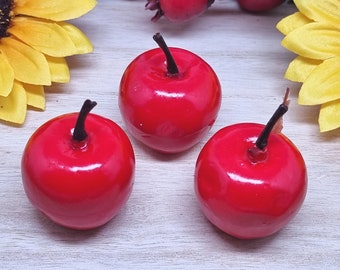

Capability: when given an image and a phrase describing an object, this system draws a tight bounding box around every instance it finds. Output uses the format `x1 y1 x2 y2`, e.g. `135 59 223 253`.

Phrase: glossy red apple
21 100 135 230
237 0 285 12
195 90 307 239
119 33 221 154
145 0 215 22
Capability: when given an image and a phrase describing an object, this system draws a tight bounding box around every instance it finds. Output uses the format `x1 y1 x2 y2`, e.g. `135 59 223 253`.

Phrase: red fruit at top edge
146 0 215 22
237 0 285 12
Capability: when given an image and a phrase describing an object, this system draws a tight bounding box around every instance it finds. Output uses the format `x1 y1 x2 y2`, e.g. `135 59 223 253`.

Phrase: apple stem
208 0 215 7
153 33 179 76
255 89 290 150
72 99 97 142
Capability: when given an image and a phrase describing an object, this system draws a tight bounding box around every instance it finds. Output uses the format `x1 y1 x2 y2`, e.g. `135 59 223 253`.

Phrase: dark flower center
0 0 13 38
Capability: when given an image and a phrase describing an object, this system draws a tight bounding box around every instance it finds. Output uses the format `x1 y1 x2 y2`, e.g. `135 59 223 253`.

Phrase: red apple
237 0 285 12
21 100 135 230
195 90 308 239
145 0 215 22
119 33 221 154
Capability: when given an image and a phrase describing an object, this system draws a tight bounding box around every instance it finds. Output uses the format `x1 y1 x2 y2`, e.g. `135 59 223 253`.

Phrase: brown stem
153 33 179 76
72 99 97 142
255 91 289 150
247 89 290 163
208 0 215 7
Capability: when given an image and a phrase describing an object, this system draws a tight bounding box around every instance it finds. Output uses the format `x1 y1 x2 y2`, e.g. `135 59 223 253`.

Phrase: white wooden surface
1 1 340 269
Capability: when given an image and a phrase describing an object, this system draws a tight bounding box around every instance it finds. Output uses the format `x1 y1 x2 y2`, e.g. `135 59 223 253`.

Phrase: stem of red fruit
255 93 289 150
248 89 290 163
153 33 179 76
72 99 97 142
208 0 215 7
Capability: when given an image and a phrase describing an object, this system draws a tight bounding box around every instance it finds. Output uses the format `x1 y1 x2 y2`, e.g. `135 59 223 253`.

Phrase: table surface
1 1 340 269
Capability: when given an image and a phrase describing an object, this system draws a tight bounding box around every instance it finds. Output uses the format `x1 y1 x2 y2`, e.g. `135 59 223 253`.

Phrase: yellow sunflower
277 0 340 132
0 0 96 124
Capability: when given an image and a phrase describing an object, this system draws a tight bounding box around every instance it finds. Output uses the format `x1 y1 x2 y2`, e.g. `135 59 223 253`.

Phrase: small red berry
145 0 215 22
237 0 285 12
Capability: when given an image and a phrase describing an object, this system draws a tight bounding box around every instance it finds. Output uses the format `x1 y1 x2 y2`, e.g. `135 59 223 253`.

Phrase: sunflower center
0 0 13 38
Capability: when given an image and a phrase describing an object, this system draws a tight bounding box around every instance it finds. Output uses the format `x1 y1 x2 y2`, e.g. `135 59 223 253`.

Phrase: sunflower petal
285 56 322 82
298 57 340 105
0 52 14 97
13 0 97 21
282 22 340 60
0 38 51 85
294 0 340 29
9 17 80 57
46 56 70 83
276 12 312 35
22 83 45 110
319 99 340 132
59 22 94 54
0 81 27 124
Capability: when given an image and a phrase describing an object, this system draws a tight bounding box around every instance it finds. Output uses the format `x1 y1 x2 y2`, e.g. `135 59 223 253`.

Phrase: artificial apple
21 100 135 230
194 89 308 239
119 33 221 154
237 0 285 12
145 0 215 22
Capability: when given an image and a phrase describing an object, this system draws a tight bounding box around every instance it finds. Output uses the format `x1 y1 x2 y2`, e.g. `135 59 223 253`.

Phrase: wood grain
1 1 340 269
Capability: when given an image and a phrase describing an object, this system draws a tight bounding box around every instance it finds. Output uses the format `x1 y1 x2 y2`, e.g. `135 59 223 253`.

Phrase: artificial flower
0 0 96 124
277 0 340 132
